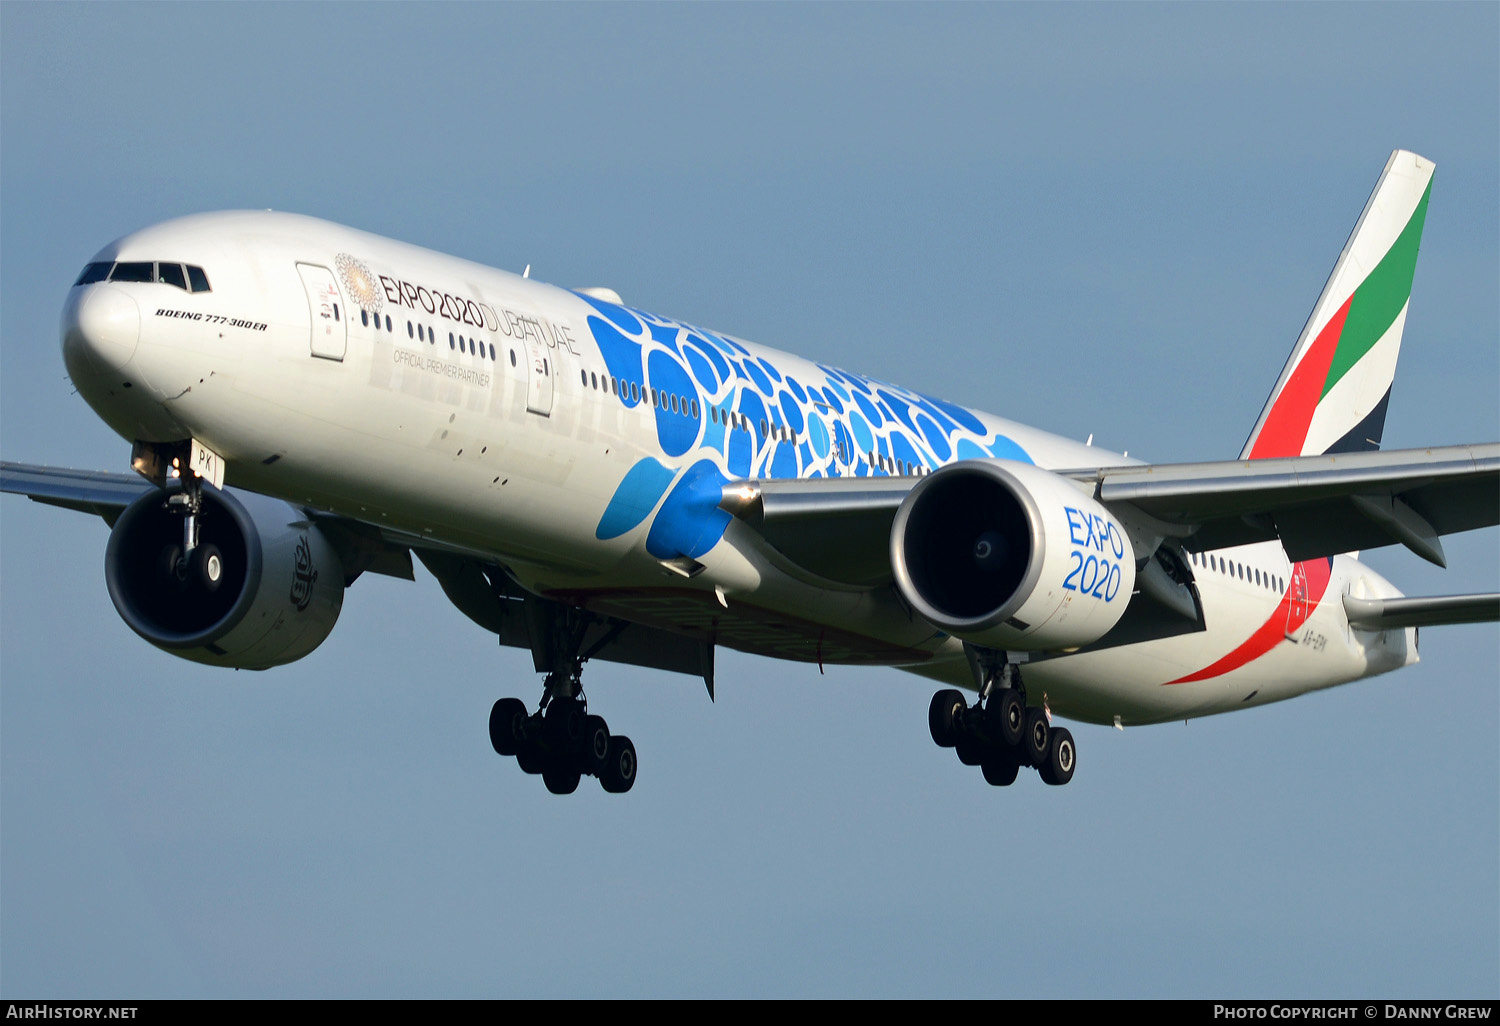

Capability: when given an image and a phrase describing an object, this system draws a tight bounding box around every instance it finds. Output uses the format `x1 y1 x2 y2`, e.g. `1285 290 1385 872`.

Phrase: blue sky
1 3 1496 997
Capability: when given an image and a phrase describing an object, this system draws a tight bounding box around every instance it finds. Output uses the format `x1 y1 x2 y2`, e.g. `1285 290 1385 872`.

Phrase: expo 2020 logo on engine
336 253 382 315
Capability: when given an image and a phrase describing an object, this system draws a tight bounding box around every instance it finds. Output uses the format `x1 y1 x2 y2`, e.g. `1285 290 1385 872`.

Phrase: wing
720 442 1500 581
1082 441 1500 568
0 461 152 524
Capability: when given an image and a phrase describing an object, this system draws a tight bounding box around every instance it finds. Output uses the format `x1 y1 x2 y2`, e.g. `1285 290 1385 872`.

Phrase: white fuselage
60 211 1417 727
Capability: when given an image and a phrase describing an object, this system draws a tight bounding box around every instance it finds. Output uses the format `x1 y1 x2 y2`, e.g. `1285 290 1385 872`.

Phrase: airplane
3 148 1496 796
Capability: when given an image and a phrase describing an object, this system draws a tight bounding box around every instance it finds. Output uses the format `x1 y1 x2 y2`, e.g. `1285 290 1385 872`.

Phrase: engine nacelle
105 486 345 669
890 459 1136 650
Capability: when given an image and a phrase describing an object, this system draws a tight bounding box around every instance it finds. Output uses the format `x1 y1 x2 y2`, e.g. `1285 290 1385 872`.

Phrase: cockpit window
110 262 155 283
157 262 187 290
77 261 211 291
74 262 112 286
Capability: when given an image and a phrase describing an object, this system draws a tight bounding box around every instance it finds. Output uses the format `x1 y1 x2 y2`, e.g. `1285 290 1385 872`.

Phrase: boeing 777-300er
4 149 1497 794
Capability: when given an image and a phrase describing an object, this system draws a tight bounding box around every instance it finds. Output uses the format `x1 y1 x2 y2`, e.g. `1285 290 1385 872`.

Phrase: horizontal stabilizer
1344 592 1500 630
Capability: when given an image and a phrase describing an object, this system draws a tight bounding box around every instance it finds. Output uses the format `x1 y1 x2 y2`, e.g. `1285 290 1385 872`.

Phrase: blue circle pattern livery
576 291 1032 561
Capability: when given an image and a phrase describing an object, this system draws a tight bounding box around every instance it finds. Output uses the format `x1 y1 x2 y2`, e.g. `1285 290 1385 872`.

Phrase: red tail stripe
1248 298 1352 460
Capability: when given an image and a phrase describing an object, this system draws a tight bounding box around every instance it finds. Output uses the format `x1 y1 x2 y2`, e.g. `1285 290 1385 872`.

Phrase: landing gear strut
929 647 1077 787
160 468 226 593
488 600 638 795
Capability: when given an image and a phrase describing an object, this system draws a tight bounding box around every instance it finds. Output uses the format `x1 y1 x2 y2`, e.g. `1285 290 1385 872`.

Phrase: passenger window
384 315 392 332
581 370 588 387
110 262 154 283
361 309 369 327
157 263 188 290
186 266 211 292
489 344 495 361
74 262 113 286
510 350 517 367
691 399 699 418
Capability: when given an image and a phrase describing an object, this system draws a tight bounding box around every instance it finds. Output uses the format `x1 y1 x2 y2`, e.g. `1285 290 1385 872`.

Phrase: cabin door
297 263 346 361
524 339 553 416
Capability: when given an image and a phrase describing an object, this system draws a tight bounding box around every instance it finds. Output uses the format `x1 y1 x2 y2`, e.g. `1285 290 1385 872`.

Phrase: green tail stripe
1321 179 1432 400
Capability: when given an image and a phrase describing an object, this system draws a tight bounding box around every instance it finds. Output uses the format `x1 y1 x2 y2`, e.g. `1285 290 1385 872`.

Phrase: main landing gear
929 650 1076 787
488 602 637 795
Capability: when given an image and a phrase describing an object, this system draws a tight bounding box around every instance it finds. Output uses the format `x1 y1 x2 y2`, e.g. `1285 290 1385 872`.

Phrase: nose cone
62 285 140 377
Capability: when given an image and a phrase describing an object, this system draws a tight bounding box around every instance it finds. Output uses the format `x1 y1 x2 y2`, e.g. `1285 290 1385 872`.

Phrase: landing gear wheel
516 740 545 775
928 689 967 748
981 747 1021 786
582 715 611 776
544 698 586 755
543 758 581 795
987 689 1025 749
1040 727 1076 786
191 542 224 593
955 735 986 766
600 735 637 793
489 698 529 756
161 544 189 592
1022 706 1050 767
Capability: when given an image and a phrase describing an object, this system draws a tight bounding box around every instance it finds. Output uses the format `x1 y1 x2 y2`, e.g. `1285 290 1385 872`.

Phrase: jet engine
105 486 345 669
890 459 1136 650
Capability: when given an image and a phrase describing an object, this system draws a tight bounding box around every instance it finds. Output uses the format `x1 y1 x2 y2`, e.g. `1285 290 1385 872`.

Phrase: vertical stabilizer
1241 150 1434 460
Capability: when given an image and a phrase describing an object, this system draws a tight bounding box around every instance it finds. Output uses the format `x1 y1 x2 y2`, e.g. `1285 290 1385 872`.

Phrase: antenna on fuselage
523 264 530 279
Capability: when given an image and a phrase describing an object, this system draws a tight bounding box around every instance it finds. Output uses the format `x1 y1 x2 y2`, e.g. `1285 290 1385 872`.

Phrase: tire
928 689 967 748
1021 706 1050 767
1040 727 1076 786
955 735 985 766
516 740 545 775
160 544 189 593
986 689 1025 748
980 748 1021 786
544 698 586 755
582 715 611 776
543 758 581 795
488 698 529 756
601 735 637 793
191 543 224 593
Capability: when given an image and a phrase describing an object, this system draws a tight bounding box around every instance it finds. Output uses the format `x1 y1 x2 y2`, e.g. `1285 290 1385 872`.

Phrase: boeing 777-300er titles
4 149 1497 794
